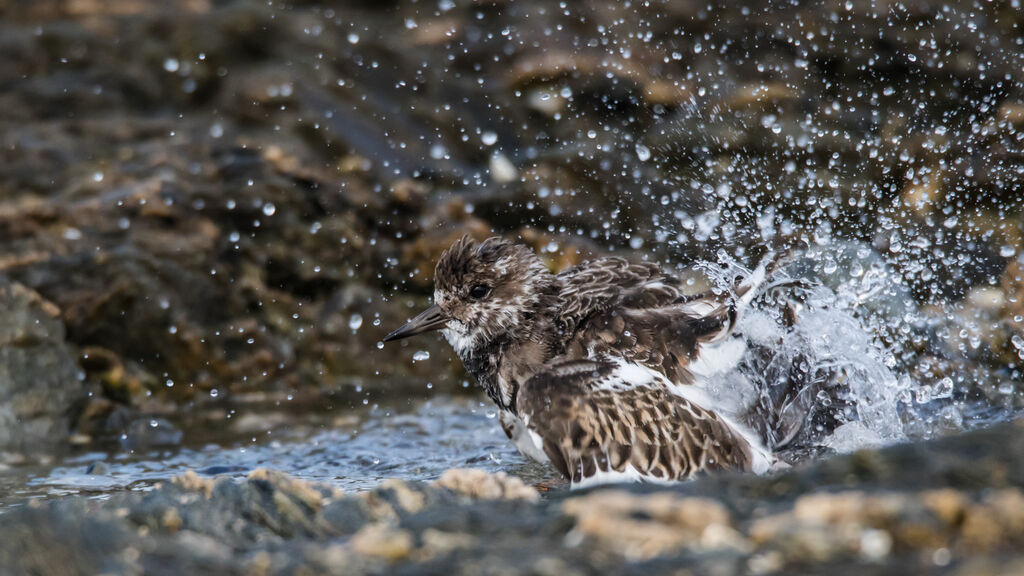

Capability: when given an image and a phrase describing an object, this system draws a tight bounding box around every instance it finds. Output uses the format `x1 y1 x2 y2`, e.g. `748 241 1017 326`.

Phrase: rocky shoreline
3 418 1023 575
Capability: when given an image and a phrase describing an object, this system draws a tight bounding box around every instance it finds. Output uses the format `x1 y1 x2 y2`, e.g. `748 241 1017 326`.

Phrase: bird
384 235 808 487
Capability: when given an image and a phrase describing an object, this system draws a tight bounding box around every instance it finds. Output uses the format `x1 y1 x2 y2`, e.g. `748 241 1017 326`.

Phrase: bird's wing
562 253 778 386
555 258 666 333
515 355 769 487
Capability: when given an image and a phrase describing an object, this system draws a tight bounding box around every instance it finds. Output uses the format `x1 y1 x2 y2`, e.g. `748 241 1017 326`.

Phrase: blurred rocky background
0 0 1020 451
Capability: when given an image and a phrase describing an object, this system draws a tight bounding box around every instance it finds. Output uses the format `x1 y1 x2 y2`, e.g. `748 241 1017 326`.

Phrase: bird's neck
459 334 514 410
459 313 565 415
454 278 565 413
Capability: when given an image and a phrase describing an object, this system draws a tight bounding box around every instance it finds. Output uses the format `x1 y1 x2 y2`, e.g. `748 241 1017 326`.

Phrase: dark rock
321 498 375 536
0 504 141 576
3 421 1024 574
119 417 185 449
85 461 109 475
0 275 84 450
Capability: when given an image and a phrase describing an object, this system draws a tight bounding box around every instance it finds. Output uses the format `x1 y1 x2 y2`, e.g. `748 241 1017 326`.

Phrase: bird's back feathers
505 254 785 485
516 355 771 485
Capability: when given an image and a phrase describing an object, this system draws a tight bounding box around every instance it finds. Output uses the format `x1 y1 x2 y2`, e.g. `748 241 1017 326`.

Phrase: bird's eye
469 284 489 299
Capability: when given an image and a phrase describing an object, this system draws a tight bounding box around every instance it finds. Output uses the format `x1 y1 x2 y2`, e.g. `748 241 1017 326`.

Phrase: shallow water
0 397 554 510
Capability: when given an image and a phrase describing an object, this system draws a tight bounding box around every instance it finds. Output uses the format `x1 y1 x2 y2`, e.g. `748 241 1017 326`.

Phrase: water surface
1 397 549 510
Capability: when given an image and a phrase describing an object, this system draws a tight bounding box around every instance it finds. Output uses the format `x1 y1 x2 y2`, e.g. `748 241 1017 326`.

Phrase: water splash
697 242 940 458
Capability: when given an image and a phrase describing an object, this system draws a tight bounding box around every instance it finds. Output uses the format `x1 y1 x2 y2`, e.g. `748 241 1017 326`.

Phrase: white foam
690 337 748 377
695 251 910 453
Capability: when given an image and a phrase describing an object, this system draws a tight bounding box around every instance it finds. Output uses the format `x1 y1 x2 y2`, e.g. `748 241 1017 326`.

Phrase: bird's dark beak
382 304 449 342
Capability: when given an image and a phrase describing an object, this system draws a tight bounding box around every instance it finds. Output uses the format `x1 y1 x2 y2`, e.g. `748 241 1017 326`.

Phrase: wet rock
562 490 747 560
85 461 110 475
321 498 375 536
0 504 142 576
434 469 540 502
960 489 1024 553
348 524 414 561
172 469 216 498
3 421 1024 574
0 275 84 450
118 417 184 449
749 486 1024 563
78 346 141 404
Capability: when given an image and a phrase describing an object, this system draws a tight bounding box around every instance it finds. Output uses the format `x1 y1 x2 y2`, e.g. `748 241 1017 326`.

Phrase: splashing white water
697 243 915 457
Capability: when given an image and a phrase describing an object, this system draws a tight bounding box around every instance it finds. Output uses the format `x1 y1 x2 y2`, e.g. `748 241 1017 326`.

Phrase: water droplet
1010 334 1024 347
816 390 833 406
481 131 498 146
348 314 363 331
262 203 276 216
635 143 651 161
932 377 954 399
1000 245 1016 258
914 386 932 404
163 58 180 73
412 350 430 362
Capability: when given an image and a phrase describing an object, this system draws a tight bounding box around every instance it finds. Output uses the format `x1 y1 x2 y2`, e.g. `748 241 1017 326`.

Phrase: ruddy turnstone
385 236 795 487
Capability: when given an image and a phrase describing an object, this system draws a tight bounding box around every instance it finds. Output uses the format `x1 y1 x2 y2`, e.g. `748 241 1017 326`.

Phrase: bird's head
383 235 555 356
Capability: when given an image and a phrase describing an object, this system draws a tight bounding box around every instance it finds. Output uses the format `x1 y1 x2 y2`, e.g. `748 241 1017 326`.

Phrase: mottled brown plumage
518 358 756 484
384 236 790 487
